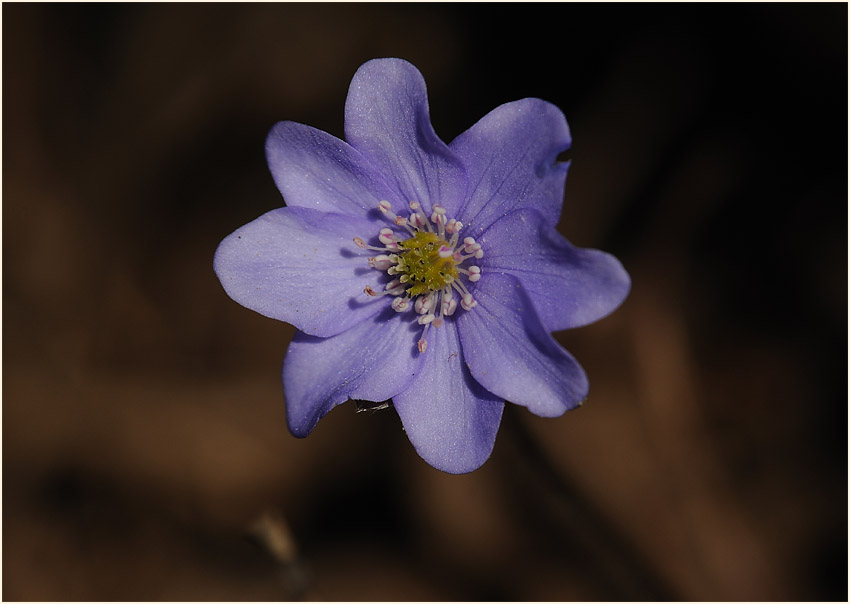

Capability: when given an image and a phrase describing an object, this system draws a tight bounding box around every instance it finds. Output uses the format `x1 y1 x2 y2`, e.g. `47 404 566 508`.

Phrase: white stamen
418 320 433 353
461 293 477 310
438 245 453 258
368 255 394 270
467 266 481 282
432 212 447 238
391 296 410 312
409 201 433 232
378 201 416 234
417 313 435 325
431 206 447 232
442 294 457 316
385 279 406 296
446 219 462 234
452 279 472 297
414 291 437 315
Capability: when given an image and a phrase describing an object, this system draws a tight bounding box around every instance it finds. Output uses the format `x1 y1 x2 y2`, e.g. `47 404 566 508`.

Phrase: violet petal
393 322 504 474
450 98 571 233
283 308 421 437
214 206 383 337
344 58 467 217
480 208 631 332
266 121 404 217
458 272 589 417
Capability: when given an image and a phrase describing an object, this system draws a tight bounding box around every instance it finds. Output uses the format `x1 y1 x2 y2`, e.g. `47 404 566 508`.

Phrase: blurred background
3 3 847 601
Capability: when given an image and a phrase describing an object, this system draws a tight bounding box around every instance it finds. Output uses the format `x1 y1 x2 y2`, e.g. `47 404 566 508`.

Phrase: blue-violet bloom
214 58 630 474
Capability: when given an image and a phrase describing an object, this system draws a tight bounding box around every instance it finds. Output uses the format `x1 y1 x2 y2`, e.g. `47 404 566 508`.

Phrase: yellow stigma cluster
395 231 458 297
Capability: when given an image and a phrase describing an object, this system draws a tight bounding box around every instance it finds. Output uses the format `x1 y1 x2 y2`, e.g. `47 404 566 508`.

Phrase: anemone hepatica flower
214 58 630 474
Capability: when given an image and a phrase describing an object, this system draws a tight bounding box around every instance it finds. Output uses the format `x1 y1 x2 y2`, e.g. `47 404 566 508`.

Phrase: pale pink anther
432 204 447 215
369 255 394 270
414 292 437 315
391 297 410 312
445 219 462 234
385 279 406 296
473 249 484 259
378 228 396 245
431 212 447 227
353 237 367 248
433 317 444 328
438 245 453 258
417 313 435 325
364 285 378 297
394 215 408 226
425 291 438 312
461 293 477 310
414 295 427 314
408 201 420 211
467 266 481 282
378 200 393 214
417 338 428 353
442 297 458 316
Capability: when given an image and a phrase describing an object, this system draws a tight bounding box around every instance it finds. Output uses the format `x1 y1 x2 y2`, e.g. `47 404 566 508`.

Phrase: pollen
395 231 459 296
355 200 484 353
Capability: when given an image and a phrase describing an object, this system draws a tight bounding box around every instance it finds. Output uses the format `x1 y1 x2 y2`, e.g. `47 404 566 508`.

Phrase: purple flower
214 58 630 474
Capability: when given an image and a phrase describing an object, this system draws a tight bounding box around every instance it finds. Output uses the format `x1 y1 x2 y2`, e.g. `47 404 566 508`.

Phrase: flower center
354 200 483 353
395 231 458 296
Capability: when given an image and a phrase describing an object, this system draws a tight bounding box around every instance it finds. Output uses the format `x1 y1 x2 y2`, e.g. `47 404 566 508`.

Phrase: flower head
214 59 630 474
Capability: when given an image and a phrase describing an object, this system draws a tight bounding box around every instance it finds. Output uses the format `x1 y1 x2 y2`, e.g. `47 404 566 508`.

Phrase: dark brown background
3 2 847 601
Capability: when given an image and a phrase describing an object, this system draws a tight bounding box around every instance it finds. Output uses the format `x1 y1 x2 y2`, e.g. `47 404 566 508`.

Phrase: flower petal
283 308 421 437
480 208 631 332
450 98 571 233
266 121 404 216
214 206 385 337
392 322 504 474
458 272 588 418
344 58 467 216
